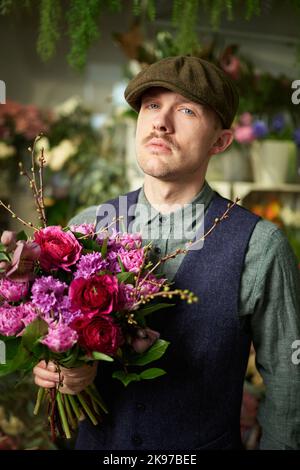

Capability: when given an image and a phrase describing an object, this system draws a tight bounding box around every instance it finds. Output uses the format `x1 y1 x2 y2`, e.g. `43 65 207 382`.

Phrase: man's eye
146 103 159 109
180 108 195 116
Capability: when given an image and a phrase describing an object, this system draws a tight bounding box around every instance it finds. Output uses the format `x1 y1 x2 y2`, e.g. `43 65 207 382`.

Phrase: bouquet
0 137 200 441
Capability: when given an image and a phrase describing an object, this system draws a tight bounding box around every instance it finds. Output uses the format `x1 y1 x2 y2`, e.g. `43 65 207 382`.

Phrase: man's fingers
33 365 60 383
34 376 56 388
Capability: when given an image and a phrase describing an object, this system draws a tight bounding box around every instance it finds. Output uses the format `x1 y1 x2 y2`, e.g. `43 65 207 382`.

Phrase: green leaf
117 255 126 272
101 236 108 258
112 370 140 387
116 272 135 284
138 303 175 317
81 238 102 252
16 230 28 241
21 318 49 352
128 339 170 366
0 252 10 262
0 341 31 377
139 368 166 380
91 351 114 362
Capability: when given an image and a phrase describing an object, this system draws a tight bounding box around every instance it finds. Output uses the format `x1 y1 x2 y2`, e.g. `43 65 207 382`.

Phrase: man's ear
209 130 234 156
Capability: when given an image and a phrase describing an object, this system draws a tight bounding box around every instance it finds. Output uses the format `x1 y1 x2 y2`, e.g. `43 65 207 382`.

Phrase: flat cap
124 55 239 128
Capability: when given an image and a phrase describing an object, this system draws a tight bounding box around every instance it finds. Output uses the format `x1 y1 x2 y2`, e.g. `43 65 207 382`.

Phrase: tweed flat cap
124 56 239 128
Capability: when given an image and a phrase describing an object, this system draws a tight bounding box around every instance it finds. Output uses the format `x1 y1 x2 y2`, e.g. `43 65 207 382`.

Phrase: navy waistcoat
75 189 260 450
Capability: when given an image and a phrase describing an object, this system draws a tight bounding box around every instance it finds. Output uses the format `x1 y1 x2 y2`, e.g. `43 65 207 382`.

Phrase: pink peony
0 303 37 336
118 248 144 273
40 322 78 353
0 278 29 302
69 274 119 315
34 226 82 272
234 126 256 144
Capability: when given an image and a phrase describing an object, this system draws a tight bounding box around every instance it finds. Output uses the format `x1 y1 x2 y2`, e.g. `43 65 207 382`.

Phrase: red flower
69 274 119 315
34 226 82 272
71 313 123 355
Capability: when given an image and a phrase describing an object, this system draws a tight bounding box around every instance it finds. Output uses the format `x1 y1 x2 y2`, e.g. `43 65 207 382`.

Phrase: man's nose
152 111 173 133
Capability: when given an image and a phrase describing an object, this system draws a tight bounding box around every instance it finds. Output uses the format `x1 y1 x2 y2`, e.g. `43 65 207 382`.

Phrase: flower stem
33 387 45 415
68 394 84 421
56 392 71 439
77 392 98 425
64 394 77 430
86 384 108 414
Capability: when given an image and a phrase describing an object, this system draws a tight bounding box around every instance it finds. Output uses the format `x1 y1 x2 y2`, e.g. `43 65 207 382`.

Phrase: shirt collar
136 180 215 225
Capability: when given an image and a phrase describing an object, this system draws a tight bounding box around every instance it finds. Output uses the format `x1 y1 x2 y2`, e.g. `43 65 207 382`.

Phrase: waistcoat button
132 434 143 446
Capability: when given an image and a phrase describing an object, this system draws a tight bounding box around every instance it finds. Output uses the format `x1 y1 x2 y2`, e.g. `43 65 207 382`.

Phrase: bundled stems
33 382 107 440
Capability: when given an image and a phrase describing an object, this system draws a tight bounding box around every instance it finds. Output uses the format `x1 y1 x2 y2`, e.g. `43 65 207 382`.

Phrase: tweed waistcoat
75 189 260 450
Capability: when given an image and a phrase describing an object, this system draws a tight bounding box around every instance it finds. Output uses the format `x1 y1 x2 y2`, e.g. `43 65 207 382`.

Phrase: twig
0 200 39 231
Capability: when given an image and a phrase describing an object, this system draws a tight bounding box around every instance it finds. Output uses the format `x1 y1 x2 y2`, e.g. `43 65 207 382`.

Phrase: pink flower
40 322 78 353
0 303 37 336
131 328 160 353
234 126 256 144
1 231 17 252
118 248 144 273
239 112 253 126
0 278 29 302
6 241 41 282
34 226 82 272
69 274 119 315
69 223 95 237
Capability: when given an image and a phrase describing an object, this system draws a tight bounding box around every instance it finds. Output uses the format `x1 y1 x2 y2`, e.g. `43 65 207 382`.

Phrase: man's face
135 87 223 182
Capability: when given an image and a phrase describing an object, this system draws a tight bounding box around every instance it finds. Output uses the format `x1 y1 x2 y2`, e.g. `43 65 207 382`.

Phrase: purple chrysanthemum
74 252 109 279
31 276 68 315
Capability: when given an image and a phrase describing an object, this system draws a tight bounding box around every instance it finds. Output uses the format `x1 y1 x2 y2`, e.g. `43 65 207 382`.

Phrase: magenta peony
34 226 82 271
71 313 123 355
69 274 119 315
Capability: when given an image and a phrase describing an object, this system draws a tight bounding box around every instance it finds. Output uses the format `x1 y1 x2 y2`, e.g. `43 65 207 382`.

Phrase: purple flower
271 114 285 133
294 128 300 147
138 274 166 296
0 303 37 336
31 276 68 316
252 120 269 139
40 321 78 352
0 278 29 302
118 283 136 310
74 252 108 279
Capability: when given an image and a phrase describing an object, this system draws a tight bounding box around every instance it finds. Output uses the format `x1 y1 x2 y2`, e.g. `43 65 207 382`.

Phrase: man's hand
33 360 98 395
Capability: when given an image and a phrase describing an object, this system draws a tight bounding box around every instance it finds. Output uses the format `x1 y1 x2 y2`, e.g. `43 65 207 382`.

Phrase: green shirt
69 181 300 450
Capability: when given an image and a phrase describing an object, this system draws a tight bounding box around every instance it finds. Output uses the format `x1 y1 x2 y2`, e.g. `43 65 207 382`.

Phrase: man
33 56 300 450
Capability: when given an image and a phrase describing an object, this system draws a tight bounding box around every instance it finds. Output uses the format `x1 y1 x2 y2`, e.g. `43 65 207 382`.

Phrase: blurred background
0 0 299 450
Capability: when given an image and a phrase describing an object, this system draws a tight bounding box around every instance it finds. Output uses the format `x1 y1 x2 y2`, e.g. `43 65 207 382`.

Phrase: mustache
143 132 178 150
